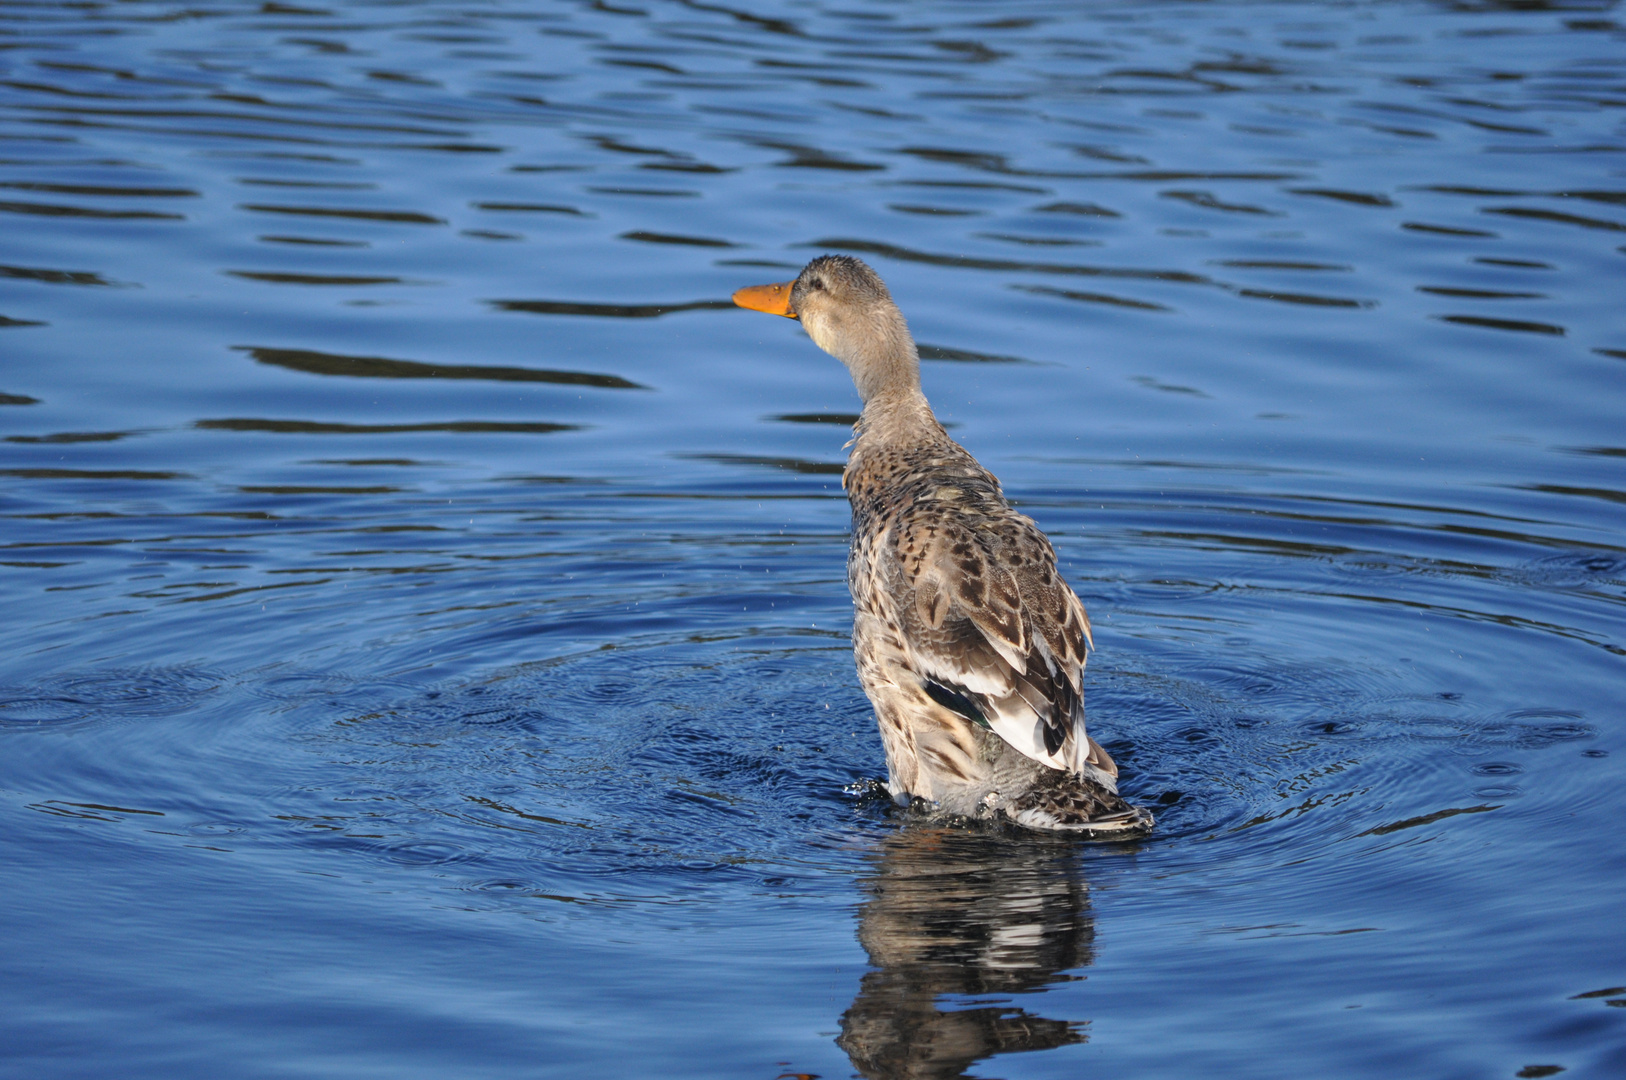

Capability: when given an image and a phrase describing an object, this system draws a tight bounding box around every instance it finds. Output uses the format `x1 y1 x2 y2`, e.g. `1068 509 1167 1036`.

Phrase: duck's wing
879 502 1109 779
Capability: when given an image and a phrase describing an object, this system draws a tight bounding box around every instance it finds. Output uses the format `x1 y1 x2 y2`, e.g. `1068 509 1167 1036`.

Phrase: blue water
2 0 1623 1076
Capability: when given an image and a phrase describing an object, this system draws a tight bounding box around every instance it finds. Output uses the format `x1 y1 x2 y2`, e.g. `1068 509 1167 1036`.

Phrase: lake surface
2 0 1623 1076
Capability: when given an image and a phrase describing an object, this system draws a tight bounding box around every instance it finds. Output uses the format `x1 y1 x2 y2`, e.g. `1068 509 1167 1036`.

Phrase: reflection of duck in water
839 826 1095 1080
734 256 1152 835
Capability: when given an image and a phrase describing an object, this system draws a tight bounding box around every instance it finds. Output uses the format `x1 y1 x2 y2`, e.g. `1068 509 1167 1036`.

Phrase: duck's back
843 421 1114 814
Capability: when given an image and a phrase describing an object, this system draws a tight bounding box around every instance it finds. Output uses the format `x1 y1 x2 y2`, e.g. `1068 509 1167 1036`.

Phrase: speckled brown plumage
733 255 1152 836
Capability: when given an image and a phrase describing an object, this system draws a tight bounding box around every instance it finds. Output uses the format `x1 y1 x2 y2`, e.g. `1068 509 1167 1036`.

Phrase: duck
733 255 1153 837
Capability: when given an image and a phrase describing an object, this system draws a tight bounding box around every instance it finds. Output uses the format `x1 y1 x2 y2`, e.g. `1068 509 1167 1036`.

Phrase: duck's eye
807 277 824 291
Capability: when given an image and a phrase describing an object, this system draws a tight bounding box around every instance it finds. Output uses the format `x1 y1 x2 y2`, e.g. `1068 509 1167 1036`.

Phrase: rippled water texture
2 0 1624 1076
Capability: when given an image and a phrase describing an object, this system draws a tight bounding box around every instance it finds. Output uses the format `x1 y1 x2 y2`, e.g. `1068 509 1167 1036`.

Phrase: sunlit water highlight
1 0 1623 1077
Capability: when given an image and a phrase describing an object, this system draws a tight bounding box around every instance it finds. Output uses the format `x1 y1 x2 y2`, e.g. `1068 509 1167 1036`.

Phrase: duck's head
733 254 920 404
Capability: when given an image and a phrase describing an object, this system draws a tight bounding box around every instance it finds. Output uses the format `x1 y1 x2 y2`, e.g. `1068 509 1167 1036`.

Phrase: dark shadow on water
238 203 444 224
489 297 735 318
195 418 579 435
226 271 414 286
238 345 646 389
680 452 845 475
916 343 1030 364
838 825 1094 1080
0 264 118 286
6 430 142 444
771 412 861 426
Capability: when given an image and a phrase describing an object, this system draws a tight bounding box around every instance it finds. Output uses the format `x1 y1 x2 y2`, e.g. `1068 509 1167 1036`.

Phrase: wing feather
877 491 1097 776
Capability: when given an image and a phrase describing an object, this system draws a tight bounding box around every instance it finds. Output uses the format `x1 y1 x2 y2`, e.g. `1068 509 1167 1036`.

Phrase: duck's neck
844 314 920 405
857 386 941 448
817 301 942 445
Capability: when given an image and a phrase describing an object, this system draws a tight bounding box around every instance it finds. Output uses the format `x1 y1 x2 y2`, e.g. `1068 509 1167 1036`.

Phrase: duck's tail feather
1001 774 1154 838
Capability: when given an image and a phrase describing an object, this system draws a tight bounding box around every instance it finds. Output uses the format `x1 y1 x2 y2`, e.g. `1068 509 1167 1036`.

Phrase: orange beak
731 280 797 318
